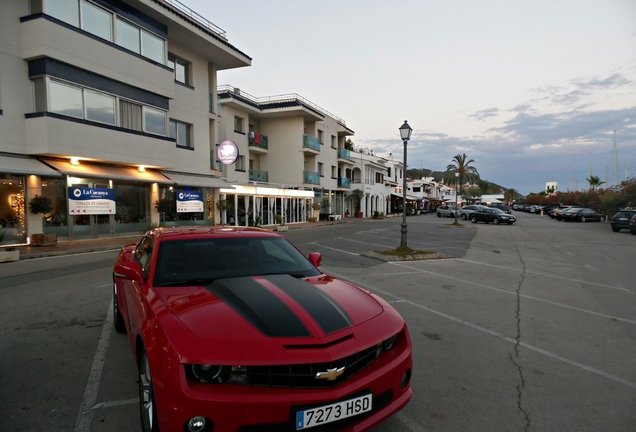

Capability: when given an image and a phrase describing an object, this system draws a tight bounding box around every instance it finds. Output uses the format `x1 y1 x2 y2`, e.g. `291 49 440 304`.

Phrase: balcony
303 170 321 185
248 133 269 153
338 177 351 188
249 170 269 182
338 148 351 160
303 135 321 153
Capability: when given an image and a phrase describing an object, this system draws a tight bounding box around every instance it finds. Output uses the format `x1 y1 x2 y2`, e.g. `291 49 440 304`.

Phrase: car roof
146 226 281 241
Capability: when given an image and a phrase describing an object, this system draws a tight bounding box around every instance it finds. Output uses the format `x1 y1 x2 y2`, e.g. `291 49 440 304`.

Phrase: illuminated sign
177 190 203 213
68 187 116 215
217 140 238 165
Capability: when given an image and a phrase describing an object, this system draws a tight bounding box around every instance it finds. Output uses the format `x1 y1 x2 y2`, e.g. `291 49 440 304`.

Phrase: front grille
244 344 379 388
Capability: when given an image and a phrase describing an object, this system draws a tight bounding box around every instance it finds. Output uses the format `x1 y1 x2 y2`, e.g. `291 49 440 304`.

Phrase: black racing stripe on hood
264 274 352 334
207 277 310 337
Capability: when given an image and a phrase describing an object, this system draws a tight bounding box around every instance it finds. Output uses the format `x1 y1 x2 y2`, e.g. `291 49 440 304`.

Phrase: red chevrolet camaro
113 226 412 432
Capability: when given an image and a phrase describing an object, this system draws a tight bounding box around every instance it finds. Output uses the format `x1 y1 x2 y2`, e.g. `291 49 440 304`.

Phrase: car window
153 237 321 286
136 236 153 279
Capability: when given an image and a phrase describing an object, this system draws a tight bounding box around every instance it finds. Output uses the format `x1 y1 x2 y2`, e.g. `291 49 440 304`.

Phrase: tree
587 175 605 191
445 153 479 190
464 186 482 203
504 188 522 204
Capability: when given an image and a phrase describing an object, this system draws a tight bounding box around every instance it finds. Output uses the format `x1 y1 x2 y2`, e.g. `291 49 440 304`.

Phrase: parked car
561 207 601 222
113 226 413 431
459 205 487 220
630 214 636 235
489 204 511 213
573 208 603 222
437 205 459 218
611 209 636 232
470 208 516 225
556 207 582 221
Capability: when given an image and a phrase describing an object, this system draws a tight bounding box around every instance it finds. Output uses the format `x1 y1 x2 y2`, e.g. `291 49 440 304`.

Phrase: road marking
326 268 636 390
74 299 114 432
385 261 636 325
456 258 632 293
91 398 137 410
308 241 360 256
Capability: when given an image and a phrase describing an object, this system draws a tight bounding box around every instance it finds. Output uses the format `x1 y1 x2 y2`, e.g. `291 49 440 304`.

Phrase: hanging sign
68 187 116 215
217 140 238 165
176 190 203 213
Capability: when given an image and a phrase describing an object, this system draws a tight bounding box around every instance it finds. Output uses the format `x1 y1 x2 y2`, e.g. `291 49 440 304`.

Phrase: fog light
401 369 412 388
187 416 207 432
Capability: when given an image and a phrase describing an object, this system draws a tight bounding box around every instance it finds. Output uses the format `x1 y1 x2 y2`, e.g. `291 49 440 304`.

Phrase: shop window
0 174 26 244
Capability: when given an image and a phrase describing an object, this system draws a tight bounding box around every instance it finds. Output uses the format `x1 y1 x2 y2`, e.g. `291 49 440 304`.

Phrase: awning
0 154 61 176
160 171 233 188
392 193 422 201
41 159 172 183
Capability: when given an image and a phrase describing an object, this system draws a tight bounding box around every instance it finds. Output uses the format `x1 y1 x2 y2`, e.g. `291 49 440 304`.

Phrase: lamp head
399 120 412 141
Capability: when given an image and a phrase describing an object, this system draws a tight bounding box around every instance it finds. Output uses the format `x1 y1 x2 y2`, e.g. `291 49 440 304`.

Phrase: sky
182 0 636 195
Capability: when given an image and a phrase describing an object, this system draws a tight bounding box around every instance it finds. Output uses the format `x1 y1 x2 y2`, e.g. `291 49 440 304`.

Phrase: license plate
295 393 372 430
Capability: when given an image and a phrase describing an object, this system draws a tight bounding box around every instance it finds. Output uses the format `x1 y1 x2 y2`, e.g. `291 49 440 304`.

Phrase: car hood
153 274 391 363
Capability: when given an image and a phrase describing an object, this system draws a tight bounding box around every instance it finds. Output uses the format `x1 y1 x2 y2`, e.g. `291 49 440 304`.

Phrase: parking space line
91 398 137 410
74 299 113 432
456 258 632 293
326 268 636 391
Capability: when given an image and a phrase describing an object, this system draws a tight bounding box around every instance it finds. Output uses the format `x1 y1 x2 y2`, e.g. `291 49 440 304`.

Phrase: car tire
461 214 467 220
437 213 441 218
113 277 126 334
493 218 500 225
139 350 160 432
581 216 587 222
631 230 636 236
470 216 477 223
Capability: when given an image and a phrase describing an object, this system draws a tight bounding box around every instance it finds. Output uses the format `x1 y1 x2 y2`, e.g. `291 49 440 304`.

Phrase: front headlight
186 365 249 384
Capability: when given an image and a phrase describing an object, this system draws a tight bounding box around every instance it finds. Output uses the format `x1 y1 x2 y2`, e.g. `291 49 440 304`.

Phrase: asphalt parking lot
1 212 634 432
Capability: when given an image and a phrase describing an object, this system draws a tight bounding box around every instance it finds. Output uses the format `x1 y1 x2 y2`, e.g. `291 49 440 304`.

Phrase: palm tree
445 153 479 190
587 175 605 191
504 188 521 204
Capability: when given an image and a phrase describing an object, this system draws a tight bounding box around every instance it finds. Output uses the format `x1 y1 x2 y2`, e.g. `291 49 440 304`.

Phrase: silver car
459 205 487 220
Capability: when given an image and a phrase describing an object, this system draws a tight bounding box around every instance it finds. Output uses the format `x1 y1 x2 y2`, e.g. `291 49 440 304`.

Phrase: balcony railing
337 148 351 160
338 177 351 188
303 135 321 152
249 170 269 182
248 133 269 149
303 171 321 185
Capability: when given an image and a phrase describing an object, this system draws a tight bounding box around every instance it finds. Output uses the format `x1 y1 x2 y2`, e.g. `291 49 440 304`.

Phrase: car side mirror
308 252 322 268
114 261 144 282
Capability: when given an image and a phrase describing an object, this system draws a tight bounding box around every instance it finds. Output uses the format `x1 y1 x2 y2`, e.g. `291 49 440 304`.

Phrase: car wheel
139 350 160 432
631 229 636 236
581 216 587 222
461 214 467 220
493 218 500 225
437 212 441 218
113 277 126 334
470 216 477 223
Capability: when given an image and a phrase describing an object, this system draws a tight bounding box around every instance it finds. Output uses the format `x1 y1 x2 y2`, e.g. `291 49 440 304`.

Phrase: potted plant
351 189 364 218
274 213 288 231
29 195 57 246
0 230 19 262
310 202 320 222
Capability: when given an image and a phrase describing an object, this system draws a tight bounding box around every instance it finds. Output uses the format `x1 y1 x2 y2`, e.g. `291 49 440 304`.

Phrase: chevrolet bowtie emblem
315 367 345 381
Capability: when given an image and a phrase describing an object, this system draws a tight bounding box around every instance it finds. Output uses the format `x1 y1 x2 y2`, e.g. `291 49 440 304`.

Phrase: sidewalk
12 220 347 260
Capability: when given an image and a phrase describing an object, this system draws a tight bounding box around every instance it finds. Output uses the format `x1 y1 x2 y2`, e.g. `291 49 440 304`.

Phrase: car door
126 236 154 338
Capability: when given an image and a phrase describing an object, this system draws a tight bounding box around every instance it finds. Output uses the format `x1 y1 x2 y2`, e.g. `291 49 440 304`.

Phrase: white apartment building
0 0 250 244
216 86 354 224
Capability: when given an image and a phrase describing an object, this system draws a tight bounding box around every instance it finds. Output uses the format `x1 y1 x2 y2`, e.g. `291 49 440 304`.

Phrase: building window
115 17 141 54
234 116 244 133
318 129 323 144
170 120 192 148
331 165 337 179
331 135 336 149
168 54 191 85
49 80 83 118
143 106 166 135
236 155 245 171
120 99 142 131
81 0 113 41
42 0 166 64
318 162 324 176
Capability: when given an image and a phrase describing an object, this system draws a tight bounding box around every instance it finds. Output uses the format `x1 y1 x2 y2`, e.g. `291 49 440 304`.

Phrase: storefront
219 185 314 226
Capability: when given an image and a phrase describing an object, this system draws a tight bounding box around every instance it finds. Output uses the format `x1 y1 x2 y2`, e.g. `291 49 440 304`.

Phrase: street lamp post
399 120 412 248
454 172 459 224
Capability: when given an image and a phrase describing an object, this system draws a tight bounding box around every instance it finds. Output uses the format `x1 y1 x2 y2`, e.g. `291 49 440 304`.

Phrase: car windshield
152 237 322 287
